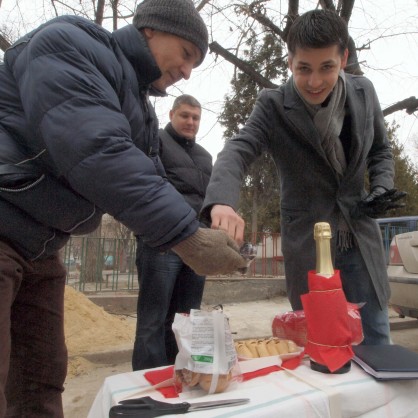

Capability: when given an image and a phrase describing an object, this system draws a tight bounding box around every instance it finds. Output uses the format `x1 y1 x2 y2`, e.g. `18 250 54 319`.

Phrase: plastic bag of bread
172 308 241 395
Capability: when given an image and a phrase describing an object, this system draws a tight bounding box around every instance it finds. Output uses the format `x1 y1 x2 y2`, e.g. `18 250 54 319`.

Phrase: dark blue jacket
0 16 198 260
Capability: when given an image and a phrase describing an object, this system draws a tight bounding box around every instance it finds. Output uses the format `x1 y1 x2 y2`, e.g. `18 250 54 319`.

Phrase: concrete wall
87 276 287 314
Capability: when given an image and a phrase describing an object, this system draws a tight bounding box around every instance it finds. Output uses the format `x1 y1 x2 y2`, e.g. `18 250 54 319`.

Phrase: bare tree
0 0 416 114
201 0 417 117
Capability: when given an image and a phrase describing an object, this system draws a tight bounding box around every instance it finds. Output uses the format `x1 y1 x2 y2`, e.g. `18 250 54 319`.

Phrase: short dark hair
172 94 201 111
287 9 349 56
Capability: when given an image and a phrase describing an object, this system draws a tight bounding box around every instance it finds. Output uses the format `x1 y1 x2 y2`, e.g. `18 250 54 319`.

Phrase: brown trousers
0 241 67 418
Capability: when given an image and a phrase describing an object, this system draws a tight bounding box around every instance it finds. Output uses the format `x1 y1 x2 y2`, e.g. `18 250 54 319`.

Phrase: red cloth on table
143 366 178 398
241 353 304 381
144 354 304 398
301 270 354 372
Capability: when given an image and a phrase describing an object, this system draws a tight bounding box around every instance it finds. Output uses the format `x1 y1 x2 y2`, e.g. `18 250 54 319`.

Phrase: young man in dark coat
202 10 405 347
133 95 212 370
0 1 247 416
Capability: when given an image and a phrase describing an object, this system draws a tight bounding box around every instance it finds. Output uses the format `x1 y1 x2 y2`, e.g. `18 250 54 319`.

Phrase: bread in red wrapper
272 311 307 347
272 303 364 347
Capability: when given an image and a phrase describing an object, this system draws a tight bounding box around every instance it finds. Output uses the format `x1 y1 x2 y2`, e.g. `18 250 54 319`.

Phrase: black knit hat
133 0 209 67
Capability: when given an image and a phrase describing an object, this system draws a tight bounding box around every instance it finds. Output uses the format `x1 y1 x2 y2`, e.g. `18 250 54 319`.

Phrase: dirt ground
64 286 136 378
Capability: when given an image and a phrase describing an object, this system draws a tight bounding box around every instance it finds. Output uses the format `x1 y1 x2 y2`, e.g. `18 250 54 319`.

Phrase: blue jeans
335 246 390 345
132 240 205 370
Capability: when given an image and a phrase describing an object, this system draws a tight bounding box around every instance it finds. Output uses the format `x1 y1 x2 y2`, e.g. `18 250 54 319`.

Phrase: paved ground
62 297 418 418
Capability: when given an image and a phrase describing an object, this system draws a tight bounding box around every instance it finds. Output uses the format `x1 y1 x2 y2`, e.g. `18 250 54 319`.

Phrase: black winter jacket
0 16 198 260
159 124 212 215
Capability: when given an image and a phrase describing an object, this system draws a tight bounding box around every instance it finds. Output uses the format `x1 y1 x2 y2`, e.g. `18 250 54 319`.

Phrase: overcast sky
157 0 418 163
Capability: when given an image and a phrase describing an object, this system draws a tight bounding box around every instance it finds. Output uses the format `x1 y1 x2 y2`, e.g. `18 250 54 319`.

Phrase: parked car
387 231 418 319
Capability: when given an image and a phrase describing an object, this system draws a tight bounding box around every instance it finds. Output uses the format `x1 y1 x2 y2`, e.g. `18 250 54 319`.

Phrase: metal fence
63 236 138 292
63 233 285 291
63 224 414 291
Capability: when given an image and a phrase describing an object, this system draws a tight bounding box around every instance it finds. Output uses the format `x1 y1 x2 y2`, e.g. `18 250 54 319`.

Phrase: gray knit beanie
133 0 208 67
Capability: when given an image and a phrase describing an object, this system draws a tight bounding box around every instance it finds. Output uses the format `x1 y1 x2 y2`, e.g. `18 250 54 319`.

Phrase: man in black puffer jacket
0 1 247 416
133 95 212 370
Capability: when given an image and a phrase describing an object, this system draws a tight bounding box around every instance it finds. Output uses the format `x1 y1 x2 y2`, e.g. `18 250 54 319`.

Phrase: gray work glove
172 228 249 276
351 187 407 219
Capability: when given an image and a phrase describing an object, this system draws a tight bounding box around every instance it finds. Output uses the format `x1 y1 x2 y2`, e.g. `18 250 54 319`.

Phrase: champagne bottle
314 222 334 277
310 221 351 374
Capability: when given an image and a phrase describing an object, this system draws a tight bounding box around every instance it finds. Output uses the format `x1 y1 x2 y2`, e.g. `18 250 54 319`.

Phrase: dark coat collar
165 123 195 148
112 25 166 97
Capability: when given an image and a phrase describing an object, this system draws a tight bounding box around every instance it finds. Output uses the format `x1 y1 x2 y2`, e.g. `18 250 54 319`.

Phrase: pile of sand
64 286 136 377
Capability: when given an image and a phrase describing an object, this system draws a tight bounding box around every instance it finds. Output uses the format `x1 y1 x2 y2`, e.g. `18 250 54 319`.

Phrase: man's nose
181 63 193 80
307 73 322 88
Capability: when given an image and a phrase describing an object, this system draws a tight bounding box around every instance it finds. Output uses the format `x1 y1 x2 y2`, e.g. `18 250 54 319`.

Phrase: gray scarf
294 71 347 179
293 71 354 250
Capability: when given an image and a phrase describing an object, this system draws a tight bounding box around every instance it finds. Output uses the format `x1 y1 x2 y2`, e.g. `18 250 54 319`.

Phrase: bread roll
244 339 259 358
235 341 254 358
235 338 299 359
176 368 200 387
274 339 290 355
266 339 280 355
287 339 299 353
198 372 231 393
255 339 270 357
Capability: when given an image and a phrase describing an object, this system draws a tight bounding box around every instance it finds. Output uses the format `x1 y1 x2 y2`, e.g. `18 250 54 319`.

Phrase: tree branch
0 33 11 52
319 0 335 11
339 0 355 23
95 0 105 26
240 0 300 43
345 36 363 75
240 2 284 38
209 41 278 88
383 97 418 117
196 0 211 12
282 0 300 42
111 0 119 30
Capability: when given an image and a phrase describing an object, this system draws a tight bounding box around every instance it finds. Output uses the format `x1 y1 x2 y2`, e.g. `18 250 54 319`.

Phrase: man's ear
169 109 174 121
142 28 155 40
287 55 293 71
341 48 349 69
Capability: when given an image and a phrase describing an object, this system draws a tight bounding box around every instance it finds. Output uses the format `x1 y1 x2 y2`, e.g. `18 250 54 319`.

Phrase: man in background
133 95 212 370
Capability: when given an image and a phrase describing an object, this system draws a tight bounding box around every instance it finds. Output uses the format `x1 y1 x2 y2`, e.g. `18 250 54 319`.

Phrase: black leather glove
351 187 407 219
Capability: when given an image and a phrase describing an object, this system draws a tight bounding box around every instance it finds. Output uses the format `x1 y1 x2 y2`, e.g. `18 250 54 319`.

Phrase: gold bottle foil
314 222 334 276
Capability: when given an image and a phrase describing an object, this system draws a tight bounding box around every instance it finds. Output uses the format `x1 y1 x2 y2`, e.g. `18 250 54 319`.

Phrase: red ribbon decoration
301 270 354 372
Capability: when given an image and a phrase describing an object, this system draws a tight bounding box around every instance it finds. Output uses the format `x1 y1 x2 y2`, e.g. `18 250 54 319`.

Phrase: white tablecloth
88 359 418 418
